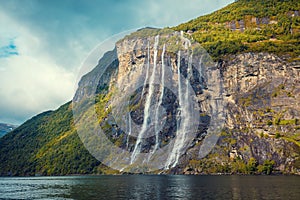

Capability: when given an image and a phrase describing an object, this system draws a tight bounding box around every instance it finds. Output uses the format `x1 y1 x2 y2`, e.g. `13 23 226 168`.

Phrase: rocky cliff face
203 53 300 174
73 29 300 174
177 52 300 174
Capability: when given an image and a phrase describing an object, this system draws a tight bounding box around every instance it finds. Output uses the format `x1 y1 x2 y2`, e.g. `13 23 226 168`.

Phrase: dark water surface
0 175 299 200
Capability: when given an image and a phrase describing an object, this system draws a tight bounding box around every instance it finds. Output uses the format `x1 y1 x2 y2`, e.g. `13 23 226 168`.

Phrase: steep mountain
0 0 299 176
0 123 17 138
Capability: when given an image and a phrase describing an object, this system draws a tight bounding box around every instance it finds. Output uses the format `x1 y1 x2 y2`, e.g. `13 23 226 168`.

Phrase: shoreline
1 172 300 178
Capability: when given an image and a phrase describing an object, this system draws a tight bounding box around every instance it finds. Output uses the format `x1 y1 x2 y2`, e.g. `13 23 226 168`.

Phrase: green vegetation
174 0 300 60
0 102 118 176
188 157 276 175
275 132 282 138
257 160 276 175
95 91 113 123
247 157 258 173
231 158 275 174
278 119 298 125
125 28 178 39
282 136 300 147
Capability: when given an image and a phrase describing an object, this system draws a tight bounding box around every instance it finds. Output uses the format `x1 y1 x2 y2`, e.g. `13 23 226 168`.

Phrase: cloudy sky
0 0 233 125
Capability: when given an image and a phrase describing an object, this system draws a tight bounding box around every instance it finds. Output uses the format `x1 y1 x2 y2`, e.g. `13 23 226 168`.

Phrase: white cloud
0 12 75 124
0 0 234 124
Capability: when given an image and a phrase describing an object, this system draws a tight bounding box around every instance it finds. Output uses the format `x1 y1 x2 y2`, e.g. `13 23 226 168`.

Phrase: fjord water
0 176 299 200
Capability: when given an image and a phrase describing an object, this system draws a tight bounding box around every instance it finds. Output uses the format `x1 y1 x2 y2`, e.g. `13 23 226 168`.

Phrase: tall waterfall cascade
73 30 224 173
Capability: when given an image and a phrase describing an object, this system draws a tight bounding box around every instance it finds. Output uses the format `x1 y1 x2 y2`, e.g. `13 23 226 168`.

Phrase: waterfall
181 54 193 149
181 30 191 49
131 35 160 164
126 112 132 150
186 54 193 103
141 42 151 98
153 44 166 152
165 50 184 169
199 55 203 79
165 33 194 169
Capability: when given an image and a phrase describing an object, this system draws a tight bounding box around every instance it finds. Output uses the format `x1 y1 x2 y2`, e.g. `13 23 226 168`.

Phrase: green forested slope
174 0 300 60
0 103 117 176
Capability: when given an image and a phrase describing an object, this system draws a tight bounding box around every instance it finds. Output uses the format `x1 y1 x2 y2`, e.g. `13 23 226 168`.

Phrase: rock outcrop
74 29 300 174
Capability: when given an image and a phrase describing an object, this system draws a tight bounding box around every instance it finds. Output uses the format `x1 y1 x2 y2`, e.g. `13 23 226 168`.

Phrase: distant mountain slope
0 123 17 138
0 103 117 176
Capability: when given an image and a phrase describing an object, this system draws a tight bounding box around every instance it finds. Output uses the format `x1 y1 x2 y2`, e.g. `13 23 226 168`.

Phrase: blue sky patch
0 40 19 58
